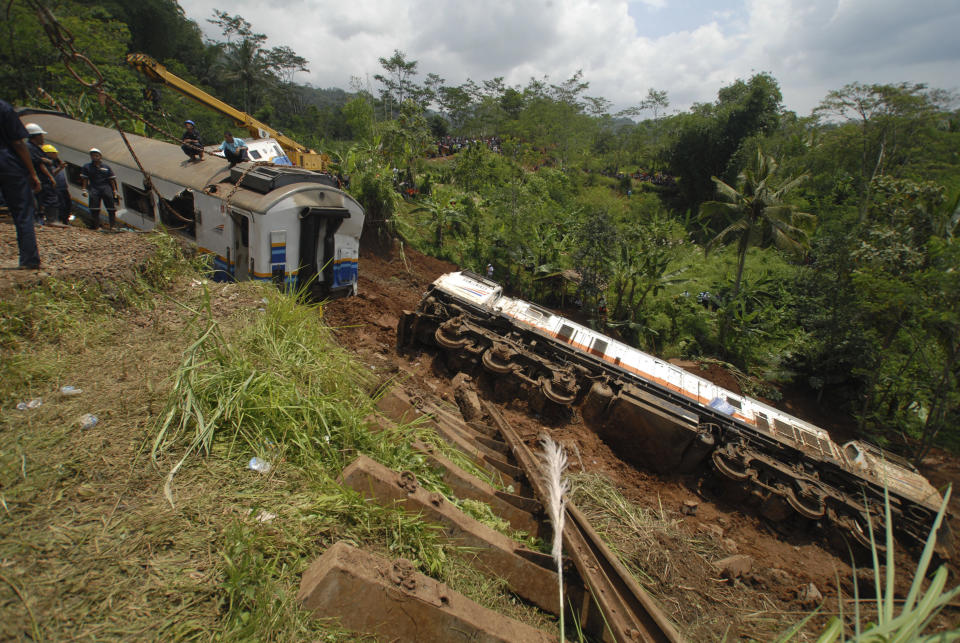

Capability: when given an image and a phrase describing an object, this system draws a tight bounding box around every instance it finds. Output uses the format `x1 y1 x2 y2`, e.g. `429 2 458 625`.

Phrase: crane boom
127 53 328 170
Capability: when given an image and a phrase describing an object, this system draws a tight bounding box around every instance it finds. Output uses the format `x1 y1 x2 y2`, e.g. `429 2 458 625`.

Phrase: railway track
297 381 684 642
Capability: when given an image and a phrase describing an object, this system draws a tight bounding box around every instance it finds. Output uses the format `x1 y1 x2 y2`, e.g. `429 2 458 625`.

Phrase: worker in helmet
0 99 41 268
24 123 59 225
80 147 119 230
181 119 203 161
42 144 71 224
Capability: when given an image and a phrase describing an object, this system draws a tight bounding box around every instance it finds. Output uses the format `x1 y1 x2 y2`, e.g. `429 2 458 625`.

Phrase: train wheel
785 484 827 520
541 378 577 405
434 322 469 349
834 508 884 552
711 449 752 482
905 504 934 524
481 344 516 374
848 513 879 550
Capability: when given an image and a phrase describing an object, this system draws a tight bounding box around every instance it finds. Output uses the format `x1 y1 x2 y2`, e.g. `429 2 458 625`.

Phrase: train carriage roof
26 112 359 214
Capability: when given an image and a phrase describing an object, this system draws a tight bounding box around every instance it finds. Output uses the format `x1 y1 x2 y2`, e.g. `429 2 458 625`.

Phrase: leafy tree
438 84 473 131
912 237 960 459
378 99 431 177
640 88 669 120
421 72 444 111
663 73 784 214
572 209 617 321
206 11 308 113
374 49 420 119
815 82 945 219
0 0 145 116
342 95 374 141
412 188 464 249
78 0 204 65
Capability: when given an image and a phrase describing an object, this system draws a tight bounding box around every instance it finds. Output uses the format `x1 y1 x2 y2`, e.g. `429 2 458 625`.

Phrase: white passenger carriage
26 112 363 297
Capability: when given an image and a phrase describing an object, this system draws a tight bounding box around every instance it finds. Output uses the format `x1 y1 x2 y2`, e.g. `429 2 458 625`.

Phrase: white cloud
178 0 960 116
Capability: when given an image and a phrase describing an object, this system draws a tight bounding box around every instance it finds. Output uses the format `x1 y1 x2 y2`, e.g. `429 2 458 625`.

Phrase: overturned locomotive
398 271 950 553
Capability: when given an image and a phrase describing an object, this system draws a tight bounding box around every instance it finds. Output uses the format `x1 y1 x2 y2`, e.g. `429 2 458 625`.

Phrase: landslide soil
322 242 960 639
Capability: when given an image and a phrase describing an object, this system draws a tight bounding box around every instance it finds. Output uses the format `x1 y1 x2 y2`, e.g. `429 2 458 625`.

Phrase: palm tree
700 147 815 301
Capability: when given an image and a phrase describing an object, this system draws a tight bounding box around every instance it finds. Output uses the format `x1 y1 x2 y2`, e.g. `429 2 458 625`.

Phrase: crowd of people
588 167 675 186
432 136 502 157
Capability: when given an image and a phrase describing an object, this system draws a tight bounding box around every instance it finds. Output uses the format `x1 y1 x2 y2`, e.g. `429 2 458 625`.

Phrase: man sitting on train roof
181 119 203 161
80 148 119 231
219 131 248 167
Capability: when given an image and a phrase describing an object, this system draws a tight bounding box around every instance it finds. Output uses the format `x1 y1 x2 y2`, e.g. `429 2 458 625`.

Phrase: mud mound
0 218 157 294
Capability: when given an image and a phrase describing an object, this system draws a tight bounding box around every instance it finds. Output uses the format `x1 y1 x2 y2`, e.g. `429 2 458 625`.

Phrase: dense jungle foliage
4 0 959 460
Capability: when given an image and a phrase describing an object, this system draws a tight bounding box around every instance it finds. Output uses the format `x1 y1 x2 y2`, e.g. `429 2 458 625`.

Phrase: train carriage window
725 396 742 410
755 412 770 431
590 338 608 357
159 188 197 238
249 149 262 160
557 324 575 342
524 304 547 323
65 163 83 187
122 183 154 219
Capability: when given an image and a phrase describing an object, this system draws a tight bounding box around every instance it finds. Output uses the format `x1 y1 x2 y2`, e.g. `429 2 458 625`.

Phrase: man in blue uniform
25 123 59 225
43 144 71 224
0 100 41 269
80 148 119 230
219 131 248 166
181 120 203 161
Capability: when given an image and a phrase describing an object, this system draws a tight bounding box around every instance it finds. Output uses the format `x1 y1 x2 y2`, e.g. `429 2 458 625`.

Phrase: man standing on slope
0 99 41 269
24 123 59 226
80 148 119 230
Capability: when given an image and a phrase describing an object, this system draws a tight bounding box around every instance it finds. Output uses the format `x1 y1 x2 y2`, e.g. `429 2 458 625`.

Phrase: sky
178 0 960 117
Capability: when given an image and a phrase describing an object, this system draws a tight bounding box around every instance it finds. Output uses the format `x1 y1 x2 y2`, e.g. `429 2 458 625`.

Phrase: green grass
778 487 959 642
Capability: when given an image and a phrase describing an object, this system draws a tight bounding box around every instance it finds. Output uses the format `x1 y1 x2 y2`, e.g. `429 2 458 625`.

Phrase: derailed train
26 111 363 297
398 271 950 553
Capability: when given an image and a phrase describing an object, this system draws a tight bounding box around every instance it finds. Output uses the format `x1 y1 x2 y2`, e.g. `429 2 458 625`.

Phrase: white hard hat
89 147 101 155
25 123 47 135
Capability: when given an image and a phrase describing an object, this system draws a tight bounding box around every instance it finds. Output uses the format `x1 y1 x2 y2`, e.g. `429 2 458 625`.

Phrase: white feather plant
539 436 570 639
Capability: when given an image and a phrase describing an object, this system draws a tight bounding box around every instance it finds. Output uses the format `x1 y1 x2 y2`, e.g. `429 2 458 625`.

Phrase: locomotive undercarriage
397 295 943 555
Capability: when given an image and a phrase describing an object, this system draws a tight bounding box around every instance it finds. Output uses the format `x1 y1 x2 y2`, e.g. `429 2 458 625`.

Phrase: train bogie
399 271 950 554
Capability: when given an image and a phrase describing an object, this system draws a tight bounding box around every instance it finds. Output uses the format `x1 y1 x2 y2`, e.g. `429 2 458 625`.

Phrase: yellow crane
127 53 329 171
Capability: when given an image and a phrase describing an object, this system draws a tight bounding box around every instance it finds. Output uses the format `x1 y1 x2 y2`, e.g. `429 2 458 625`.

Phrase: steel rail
483 400 684 643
